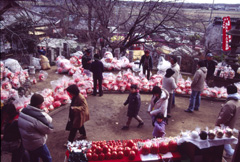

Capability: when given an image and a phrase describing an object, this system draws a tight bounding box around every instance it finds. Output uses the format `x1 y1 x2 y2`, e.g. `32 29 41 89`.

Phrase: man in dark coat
121 84 144 130
204 53 217 86
139 50 153 80
90 54 104 96
82 49 92 70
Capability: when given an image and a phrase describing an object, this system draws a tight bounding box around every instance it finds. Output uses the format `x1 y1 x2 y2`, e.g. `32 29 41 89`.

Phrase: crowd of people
1 49 239 162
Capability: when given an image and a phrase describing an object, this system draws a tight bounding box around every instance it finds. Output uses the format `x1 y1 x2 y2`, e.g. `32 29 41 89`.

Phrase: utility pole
209 0 215 22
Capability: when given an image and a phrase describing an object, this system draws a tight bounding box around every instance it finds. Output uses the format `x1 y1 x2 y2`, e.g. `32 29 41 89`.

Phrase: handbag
65 119 73 131
1 139 21 152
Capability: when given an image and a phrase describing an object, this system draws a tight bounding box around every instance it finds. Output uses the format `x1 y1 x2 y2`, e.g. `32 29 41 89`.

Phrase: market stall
64 127 238 162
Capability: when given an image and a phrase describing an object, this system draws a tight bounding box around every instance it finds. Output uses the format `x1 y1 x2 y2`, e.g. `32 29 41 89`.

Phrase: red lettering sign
222 16 232 51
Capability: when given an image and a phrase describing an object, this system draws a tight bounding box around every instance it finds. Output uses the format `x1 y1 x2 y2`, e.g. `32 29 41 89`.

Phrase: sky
182 0 240 4
129 0 240 4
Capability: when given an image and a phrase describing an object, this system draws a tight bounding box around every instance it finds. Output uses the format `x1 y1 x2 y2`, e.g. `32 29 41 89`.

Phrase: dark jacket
204 59 217 78
2 114 21 142
82 54 92 70
139 55 153 70
90 59 104 79
69 93 90 128
124 92 141 117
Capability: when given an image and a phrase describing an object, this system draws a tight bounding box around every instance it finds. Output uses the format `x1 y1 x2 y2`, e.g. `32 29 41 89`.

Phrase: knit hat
66 84 80 96
30 93 44 107
130 84 138 89
165 68 175 78
94 54 100 60
85 48 92 54
227 84 238 94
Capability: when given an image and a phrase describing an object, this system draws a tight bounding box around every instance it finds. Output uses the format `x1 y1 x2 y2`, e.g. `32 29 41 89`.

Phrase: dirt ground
2 66 239 162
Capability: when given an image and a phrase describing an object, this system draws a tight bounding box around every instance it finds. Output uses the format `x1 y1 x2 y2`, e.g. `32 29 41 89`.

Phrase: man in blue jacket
90 54 104 96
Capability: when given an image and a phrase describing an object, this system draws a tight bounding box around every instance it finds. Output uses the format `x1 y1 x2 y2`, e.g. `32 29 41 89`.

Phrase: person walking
215 84 240 159
82 48 92 70
139 50 153 80
18 93 53 162
170 55 180 106
162 68 177 118
152 113 167 138
121 84 144 130
90 54 104 96
1 103 29 162
184 60 207 113
148 86 169 123
66 84 90 142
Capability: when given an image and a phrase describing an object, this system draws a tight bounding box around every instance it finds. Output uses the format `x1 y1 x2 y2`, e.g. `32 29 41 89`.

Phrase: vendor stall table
178 136 238 162
65 150 182 162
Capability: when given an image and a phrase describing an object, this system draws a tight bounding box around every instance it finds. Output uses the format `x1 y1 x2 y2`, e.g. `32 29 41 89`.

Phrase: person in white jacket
162 68 177 118
170 56 180 106
18 93 53 162
148 86 169 124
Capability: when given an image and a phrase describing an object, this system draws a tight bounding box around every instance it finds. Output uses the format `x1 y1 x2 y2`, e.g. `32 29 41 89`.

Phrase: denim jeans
172 92 175 105
188 90 201 111
29 144 52 162
11 144 25 162
224 144 234 156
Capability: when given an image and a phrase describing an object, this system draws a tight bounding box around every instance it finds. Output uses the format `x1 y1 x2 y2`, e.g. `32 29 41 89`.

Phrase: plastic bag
11 77 21 89
3 58 23 73
132 60 141 72
70 51 84 59
2 80 12 91
32 57 41 70
104 51 113 63
1 89 10 101
39 70 48 81
157 56 171 73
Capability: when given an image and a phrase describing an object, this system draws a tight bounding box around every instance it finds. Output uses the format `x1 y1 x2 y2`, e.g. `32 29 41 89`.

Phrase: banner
222 16 232 51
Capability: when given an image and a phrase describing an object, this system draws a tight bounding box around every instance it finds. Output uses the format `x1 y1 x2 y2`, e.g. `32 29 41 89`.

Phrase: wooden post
102 47 107 58
63 43 70 58
129 50 133 62
177 55 182 67
50 48 55 63
114 48 120 59
76 45 81 51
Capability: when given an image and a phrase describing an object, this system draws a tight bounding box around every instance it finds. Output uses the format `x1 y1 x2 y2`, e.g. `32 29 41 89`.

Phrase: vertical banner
222 16 232 51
